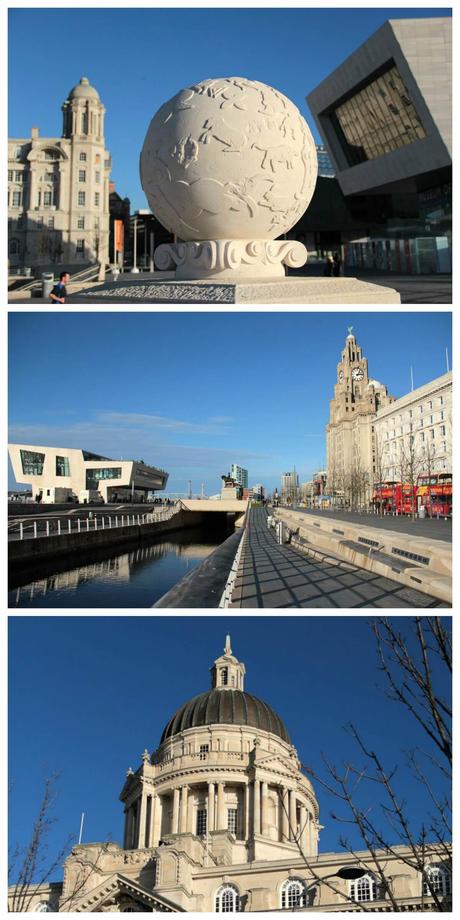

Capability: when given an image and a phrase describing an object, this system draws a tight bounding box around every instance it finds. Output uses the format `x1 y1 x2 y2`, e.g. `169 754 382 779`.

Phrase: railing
9 507 178 542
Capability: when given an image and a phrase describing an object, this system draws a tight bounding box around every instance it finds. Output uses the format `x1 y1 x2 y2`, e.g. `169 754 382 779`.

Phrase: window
95 170 101 183
79 152 87 161
215 885 240 913
17 215 24 229
423 865 451 897
47 217 54 229
196 809 207 836
350 873 378 903
15 170 23 182
281 879 307 909
78 191 85 206
44 172 54 182
44 150 57 161
77 216 85 230
15 146 23 160
221 668 228 686
33 903 51 912
76 239 85 254
228 808 238 836
56 456 70 477
79 169 86 182
199 744 209 761
43 191 52 207
420 405 423 413
86 467 122 487
12 190 22 207
420 432 425 442
20 449 45 476
8 169 13 181
429 401 433 410
94 192 100 206
440 425 446 436
431 430 435 440
9 238 21 255
37 216 43 227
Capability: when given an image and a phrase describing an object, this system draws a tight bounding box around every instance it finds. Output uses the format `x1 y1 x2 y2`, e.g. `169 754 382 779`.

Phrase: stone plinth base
69 276 401 304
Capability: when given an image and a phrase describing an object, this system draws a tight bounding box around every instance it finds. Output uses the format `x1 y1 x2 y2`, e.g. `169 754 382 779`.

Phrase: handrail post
78 519 81 533
57 520 61 536
20 522 24 540
68 520 72 534
46 520 50 537
33 521 37 539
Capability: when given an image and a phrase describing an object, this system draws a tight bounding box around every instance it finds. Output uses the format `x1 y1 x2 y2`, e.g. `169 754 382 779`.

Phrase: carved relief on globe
140 77 318 242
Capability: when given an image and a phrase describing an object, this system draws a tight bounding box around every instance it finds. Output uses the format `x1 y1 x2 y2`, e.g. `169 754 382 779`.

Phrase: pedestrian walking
324 255 334 277
333 251 342 277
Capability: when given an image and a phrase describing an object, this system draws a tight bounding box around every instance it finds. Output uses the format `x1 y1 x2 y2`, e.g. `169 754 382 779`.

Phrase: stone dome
67 76 100 101
160 688 291 744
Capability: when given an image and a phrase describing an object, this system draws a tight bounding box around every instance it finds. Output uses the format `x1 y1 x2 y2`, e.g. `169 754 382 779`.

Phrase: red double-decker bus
373 475 452 516
416 473 452 516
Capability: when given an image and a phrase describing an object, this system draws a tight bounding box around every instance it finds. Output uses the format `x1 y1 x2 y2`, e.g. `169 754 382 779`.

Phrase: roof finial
224 634 232 655
347 325 354 335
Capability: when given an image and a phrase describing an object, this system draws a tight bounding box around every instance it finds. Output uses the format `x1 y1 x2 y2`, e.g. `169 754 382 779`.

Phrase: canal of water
8 523 232 608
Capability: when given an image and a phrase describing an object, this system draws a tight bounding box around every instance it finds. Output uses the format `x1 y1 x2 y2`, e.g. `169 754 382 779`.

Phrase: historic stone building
9 639 451 912
326 330 394 505
8 77 111 273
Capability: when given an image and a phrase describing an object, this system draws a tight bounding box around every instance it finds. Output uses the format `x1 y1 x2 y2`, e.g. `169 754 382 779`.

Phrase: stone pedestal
69 276 401 304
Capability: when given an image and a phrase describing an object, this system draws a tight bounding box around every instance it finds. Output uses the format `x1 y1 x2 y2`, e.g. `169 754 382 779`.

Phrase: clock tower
327 329 394 506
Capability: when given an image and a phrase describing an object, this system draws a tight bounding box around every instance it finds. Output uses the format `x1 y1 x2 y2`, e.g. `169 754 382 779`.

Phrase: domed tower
120 638 319 869
62 76 105 140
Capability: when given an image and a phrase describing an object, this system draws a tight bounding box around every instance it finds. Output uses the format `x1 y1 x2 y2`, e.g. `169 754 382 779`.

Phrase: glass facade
86 467 122 488
332 63 426 166
56 456 70 476
20 449 45 476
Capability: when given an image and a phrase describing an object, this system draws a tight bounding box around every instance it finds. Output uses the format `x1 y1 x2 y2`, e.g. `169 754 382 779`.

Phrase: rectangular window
440 425 446 436
199 744 209 761
440 396 444 405
77 216 85 230
37 216 43 227
15 170 23 182
431 430 435 439
12 190 22 207
47 217 54 229
196 809 207 836
95 170 101 183
94 192 100 206
78 191 85 206
419 405 423 413
56 456 71 476
79 170 86 182
43 191 52 207
76 239 85 253
227 809 238 836
79 152 87 161
8 169 13 182
20 449 45 476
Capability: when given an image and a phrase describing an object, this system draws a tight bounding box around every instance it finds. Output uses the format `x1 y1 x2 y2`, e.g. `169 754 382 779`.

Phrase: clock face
352 366 364 381
338 370 344 383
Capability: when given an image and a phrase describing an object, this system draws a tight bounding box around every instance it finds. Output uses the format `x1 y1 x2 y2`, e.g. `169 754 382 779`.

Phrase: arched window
281 878 307 909
423 864 451 897
215 884 240 912
350 873 378 903
221 668 228 686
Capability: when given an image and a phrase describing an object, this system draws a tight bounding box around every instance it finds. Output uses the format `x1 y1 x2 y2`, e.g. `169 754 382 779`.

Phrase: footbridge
178 499 248 527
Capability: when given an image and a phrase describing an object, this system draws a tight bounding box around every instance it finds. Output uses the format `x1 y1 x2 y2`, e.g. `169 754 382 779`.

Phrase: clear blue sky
8 312 452 495
8 7 451 210
9 616 451 877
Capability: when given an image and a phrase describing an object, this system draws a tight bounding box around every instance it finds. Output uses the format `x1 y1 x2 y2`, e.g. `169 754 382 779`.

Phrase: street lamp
287 867 369 911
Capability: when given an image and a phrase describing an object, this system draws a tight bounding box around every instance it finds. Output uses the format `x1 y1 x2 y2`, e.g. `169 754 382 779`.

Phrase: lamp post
289 867 368 911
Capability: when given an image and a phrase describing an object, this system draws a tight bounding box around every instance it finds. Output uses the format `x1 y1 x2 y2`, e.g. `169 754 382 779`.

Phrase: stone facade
326 331 394 505
8 639 451 912
8 77 111 273
373 372 452 483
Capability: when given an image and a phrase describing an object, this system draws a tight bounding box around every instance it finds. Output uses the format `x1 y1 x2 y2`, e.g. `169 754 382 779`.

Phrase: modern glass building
230 464 248 489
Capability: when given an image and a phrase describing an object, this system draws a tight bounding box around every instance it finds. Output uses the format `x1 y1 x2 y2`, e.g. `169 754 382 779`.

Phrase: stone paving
229 508 448 609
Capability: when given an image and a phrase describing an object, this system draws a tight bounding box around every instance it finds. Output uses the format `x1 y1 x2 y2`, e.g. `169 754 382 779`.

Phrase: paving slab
228 507 447 609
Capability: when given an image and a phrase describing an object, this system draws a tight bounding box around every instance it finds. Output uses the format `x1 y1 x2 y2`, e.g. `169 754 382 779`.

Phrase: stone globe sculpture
140 77 318 281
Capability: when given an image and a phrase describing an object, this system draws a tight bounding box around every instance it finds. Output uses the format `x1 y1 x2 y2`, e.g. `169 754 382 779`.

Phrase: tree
8 774 110 913
298 617 451 911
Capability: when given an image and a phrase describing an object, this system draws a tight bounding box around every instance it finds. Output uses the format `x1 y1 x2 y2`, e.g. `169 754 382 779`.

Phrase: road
286 507 452 542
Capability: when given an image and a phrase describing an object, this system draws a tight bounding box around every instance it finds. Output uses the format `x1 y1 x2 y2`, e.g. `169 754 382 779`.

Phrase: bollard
138 514 140 525
57 520 61 536
78 519 81 533
87 518 90 531
33 521 37 539
94 517 97 530
19 522 24 540
115 516 118 527
102 517 105 529
68 520 72 534
46 520 50 537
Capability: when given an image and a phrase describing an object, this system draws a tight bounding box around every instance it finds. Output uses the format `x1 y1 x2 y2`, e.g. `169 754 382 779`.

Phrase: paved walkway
229 508 448 609
289 507 452 542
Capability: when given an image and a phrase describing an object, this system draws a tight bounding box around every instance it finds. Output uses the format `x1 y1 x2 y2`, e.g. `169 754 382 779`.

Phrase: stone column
180 785 188 834
134 799 141 848
244 784 250 840
216 782 225 830
281 788 289 842
139 793 148 848
261 781 269 836
289 790 297 841
208 782 215 833
172 787 180 834
149 794 157 846
153 794 162 846
253 779 260 836
300 803 308 854
187 791 195 834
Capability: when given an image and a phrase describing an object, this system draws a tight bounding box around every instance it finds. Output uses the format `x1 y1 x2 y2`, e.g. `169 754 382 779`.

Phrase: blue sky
8 7 451 210
8 312 452 495
9 616 451 877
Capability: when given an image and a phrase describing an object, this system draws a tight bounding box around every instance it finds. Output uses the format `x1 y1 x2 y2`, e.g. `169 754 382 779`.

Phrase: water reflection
8 527 228 609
